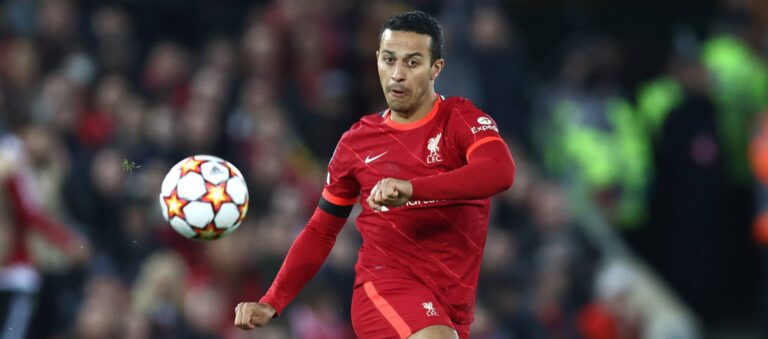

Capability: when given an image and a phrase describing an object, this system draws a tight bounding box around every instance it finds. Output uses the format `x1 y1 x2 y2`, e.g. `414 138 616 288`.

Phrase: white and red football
159 155 249 240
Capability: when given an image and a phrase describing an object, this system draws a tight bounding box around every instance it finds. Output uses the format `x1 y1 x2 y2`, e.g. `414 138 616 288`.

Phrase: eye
383 56 395 64
407 59 419 67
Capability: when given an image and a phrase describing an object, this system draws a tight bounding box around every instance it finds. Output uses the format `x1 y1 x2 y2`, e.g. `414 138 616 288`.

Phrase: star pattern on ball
201 182 232 212
180 157 204 176
164 190 189 220
194 223 225 240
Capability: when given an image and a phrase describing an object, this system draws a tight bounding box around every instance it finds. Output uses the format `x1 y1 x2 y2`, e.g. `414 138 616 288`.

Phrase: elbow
497 157 515 192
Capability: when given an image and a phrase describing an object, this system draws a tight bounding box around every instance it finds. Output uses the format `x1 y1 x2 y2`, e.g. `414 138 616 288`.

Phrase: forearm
411 141 515 200
259 207 346 314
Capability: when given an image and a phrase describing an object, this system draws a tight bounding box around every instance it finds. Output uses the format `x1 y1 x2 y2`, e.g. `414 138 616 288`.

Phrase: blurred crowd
1 0 767 338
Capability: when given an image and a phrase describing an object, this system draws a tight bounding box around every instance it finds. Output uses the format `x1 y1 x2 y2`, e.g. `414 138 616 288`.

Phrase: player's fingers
367 184 379 210
254 305 273 328
377 183 389 203
245 305 257 329
380 179 393 197
234 304 239 326
369 182 380 200
391 180 404 195
383 179 395 197
372 182 382 202
239 304 250 329
374 183 382 202
386 186 399 199
249 314 257 329
235 303 244 327
366 194 380 211
381 185 398 203
237 303 255 330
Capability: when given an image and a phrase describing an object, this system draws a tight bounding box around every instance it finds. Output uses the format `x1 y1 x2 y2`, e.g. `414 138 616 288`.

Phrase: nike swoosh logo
364 152 388 164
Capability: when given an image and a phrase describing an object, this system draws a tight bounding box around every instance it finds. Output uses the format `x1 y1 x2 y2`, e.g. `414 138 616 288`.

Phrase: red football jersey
322 95 504 326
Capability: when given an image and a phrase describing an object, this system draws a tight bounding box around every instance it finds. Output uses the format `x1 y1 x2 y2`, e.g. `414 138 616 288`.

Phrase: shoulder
335 111 386 149
342 111 386 139
441 96 494 124
442 96 487 117
440 96 503 141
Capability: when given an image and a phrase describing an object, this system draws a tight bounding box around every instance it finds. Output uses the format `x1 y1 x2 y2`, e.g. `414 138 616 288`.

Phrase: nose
391 62 406 82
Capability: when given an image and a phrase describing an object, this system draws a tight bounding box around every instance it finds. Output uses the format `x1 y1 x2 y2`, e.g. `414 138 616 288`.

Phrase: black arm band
318 196 354 218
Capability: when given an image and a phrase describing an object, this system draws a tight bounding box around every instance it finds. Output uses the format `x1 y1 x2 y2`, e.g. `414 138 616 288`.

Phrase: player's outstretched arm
367 140 514 210
234 302 276 330
234 202 350 330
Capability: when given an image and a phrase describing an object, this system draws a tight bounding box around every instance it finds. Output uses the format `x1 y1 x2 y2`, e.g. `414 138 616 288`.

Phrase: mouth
388 87 408 98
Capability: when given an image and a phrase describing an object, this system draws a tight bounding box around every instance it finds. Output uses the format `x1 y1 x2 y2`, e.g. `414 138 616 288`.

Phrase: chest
347 123 465 190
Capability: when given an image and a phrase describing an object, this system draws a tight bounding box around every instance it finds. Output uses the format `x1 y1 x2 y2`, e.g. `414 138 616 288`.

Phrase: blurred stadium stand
0 0 765 338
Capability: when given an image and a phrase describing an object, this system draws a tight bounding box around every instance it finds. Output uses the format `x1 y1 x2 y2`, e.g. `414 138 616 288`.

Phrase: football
159 155 249 240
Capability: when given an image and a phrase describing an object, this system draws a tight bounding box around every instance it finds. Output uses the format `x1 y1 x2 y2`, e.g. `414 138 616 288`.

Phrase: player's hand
367 178 413 211
235 302 276 330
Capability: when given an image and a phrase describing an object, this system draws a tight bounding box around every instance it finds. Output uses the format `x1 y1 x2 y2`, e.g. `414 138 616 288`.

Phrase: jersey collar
383 95 442 130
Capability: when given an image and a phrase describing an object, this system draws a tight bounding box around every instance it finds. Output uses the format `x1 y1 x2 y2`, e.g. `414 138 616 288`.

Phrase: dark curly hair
380 11 443 64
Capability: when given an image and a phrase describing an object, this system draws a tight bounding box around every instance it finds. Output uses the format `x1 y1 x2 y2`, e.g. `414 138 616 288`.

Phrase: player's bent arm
410 139 514 200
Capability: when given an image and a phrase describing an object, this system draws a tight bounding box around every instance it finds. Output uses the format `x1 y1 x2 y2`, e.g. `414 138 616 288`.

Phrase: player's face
377 29 443 114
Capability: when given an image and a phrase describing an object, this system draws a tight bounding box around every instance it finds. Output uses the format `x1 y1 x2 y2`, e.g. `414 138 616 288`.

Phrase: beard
384 88 414 113
386 97 410 112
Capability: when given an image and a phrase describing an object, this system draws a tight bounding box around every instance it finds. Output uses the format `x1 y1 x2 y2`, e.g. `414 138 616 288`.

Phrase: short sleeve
322 138 360 206
449 101 505 161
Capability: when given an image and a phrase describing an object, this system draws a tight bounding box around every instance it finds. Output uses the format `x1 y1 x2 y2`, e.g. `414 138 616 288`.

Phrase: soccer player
235 11 515 339
0 125 89 339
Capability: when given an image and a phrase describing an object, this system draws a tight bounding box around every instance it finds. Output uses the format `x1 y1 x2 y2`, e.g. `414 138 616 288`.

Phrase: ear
430 59 445 81
376 50 379 60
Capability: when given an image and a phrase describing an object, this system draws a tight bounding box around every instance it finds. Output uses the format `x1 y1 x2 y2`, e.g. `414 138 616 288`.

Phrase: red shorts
350 278 469 339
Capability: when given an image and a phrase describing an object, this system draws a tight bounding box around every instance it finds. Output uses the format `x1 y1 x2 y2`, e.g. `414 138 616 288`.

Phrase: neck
390 91 437 123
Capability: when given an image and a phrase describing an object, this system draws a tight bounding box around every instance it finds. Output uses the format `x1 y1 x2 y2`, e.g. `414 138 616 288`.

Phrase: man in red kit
235 11 515 339
0 125 89 339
